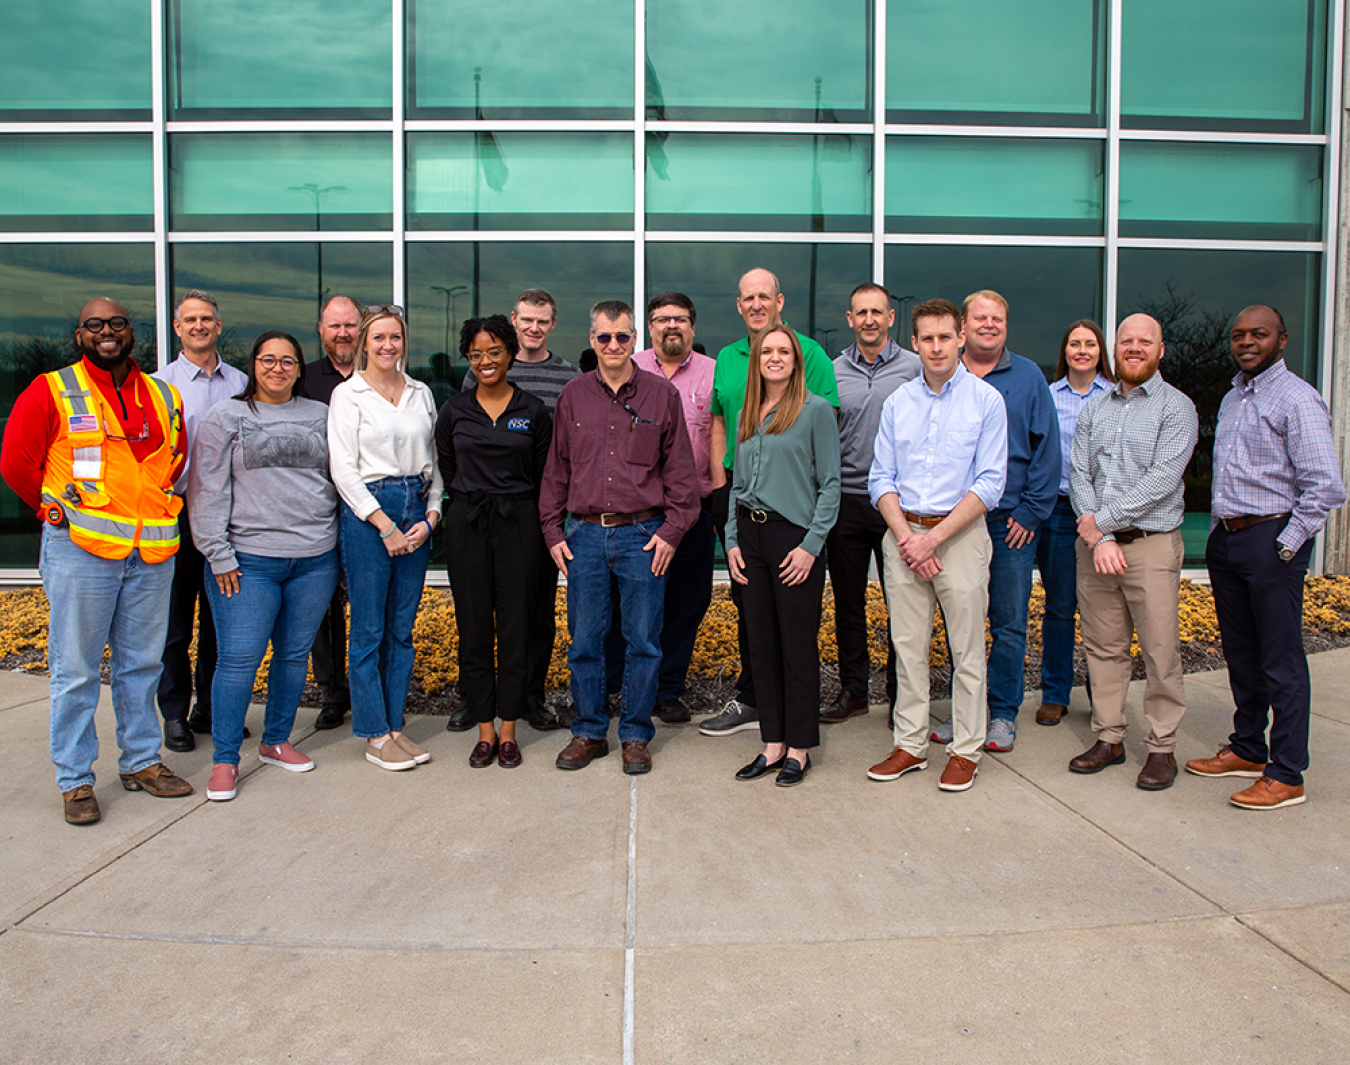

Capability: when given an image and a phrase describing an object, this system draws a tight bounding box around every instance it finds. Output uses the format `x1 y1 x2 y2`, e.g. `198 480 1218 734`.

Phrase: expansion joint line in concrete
624 775 637 1065
992 754 1350 1001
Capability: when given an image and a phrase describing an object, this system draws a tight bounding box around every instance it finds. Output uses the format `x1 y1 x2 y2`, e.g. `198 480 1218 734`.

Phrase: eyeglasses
256 355 300 370
80 316 130 333
593 333 634 347
366 304 404 316
105 408 149 443
467 346 507 363
650 315 690 327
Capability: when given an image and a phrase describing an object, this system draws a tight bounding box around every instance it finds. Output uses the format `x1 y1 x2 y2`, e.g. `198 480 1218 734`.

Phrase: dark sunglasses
366 304 404 316
594 332 634 347
80 316 130 333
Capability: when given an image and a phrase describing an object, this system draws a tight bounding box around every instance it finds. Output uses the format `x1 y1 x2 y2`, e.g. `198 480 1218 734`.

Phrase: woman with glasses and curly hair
328 306 444 771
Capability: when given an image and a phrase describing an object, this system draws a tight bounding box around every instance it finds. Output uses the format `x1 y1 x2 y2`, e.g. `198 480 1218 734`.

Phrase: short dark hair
590 300 634 330
514 289 557 317
647 291 696 326
237 331 307 411
849 281 890 305
459 314 520 367
911 298 962 337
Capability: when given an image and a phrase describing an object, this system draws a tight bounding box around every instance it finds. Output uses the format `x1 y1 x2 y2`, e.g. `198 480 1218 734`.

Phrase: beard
323 339 356 366
1115 356 1159 386
79 336 134 371
658 333 688 361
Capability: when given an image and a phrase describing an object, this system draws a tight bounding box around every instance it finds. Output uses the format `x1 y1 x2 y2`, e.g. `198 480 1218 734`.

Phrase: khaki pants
1075 530 1187 751
883 519 991 763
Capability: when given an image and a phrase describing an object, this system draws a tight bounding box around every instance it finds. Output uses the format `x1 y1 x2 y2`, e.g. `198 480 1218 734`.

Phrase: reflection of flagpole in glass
809 78 824 341
430 284 468 357
472 68 510 319
288 183 348 320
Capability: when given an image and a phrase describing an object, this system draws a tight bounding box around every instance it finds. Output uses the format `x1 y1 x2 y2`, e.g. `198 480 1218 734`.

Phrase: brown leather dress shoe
556 735 609 770
1136 752 1178 791
1068 740 1126 774
1230 776 1306 810
622 740 652 775
820 689 869 723
62 785 101 825
1035 703 1066 726
1184 744 1265 778
497 740 522 769
468 740 498 768
866 747 927 781
119 763 194 797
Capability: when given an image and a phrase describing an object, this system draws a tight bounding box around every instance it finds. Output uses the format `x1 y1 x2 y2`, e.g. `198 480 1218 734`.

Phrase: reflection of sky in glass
0 4 150 114
646 0 867 114
410 0 632 112
173 0 390 111
0 137 152 229
0 245 155 348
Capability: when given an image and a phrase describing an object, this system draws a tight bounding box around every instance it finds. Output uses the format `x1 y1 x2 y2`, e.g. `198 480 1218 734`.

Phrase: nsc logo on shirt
506 417 531 432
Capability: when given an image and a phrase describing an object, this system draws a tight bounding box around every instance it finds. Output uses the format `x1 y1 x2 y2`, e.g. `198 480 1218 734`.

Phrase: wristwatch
1277 543 1295 563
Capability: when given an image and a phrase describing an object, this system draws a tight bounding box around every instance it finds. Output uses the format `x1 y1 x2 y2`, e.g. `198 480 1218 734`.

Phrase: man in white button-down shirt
865 298 1007 793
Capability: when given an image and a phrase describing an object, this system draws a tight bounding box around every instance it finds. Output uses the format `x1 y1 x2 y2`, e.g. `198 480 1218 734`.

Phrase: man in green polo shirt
701 266 840 736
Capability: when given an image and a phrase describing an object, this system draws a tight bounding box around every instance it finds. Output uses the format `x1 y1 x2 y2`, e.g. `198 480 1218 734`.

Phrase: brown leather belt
1220 512 1290 533
903 510 948 528
1113 528 1158 545
580 508 662 527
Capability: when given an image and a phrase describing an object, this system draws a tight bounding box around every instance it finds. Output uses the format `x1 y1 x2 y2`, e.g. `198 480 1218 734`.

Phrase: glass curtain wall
0 0 1338 569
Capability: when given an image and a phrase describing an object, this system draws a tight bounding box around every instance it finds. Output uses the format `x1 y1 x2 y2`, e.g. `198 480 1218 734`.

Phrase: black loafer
775 755 812 787
735 753 787 781
314 704 348 731
163 718 195 752
445 705 475 732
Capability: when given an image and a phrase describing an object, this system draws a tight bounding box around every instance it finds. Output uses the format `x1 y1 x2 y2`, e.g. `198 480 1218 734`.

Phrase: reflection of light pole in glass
430 285 469 357
891 293 916 339
287 183 348 320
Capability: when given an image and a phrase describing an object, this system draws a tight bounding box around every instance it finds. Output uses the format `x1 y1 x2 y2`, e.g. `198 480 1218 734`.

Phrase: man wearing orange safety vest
1 297 196 825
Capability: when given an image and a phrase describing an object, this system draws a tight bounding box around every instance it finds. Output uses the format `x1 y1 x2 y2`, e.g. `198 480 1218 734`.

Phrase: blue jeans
566 517 665 745
341 478 430 739
204 549 339 765
40 526 175 791
986 512 1038 723
1035 498 1080 707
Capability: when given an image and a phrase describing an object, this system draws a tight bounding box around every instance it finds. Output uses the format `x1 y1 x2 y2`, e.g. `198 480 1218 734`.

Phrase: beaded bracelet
379 526 396 539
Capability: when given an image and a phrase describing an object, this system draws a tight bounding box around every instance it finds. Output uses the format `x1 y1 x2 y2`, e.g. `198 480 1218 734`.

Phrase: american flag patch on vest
68 415 98 433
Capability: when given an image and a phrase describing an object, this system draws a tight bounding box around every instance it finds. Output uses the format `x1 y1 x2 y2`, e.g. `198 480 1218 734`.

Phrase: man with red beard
1068 313 1198 791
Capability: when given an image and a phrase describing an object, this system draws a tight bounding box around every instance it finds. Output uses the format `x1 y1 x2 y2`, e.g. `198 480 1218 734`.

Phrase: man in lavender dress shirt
1186 305 1345 810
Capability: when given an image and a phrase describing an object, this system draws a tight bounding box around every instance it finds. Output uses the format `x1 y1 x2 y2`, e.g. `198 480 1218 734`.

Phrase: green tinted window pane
1120 143 1322 241
406 242 631 388
1118 248 1322 561
887 0 1105 125
646 0 869 121
0 4 149 119
408 1 633 118
646 134 871 233
0 244 156 567
169 135 392 232
645 243 870 355
169 0 391 118
886 138 1102 236
0 136 152 233
407 134 633 231
1121 0 1327 132
171 243 393 367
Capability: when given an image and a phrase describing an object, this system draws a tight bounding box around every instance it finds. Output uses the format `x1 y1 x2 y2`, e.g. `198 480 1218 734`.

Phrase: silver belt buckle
600 512 623 527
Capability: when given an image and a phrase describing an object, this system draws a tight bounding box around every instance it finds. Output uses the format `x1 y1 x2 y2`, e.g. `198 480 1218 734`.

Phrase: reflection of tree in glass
0 311 159 382
1124 283 1232 511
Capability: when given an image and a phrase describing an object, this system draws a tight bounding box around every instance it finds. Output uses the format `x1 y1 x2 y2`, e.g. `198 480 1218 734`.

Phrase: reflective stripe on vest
53 365 108 488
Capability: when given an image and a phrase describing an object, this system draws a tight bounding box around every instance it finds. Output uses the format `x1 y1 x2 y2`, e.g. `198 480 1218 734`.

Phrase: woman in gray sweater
188 331 339 802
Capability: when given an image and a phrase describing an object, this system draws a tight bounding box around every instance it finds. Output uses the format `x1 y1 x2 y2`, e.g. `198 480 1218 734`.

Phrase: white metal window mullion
391 0 407 311
633 1 647 349
872 0 887 283
1103 0 1123 337
152 0 170 368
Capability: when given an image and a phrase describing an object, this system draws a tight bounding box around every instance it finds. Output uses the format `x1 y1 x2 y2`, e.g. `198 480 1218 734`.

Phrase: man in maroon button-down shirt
540 299 699 775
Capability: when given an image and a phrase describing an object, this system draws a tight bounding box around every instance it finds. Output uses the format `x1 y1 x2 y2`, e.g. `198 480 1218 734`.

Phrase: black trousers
1207 520 1313 786
445 492 543 723
737 513 825 750
711 481 756 708
825 491 898 704
310 581 349 711
157 508 215 722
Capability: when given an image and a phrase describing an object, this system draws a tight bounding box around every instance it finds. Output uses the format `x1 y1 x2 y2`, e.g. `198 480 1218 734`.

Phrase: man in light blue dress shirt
866 298 1007 793
152 290 248 752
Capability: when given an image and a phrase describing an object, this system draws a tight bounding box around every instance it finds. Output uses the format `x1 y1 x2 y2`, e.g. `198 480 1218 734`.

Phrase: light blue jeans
204 549 339 765
40 526 174 791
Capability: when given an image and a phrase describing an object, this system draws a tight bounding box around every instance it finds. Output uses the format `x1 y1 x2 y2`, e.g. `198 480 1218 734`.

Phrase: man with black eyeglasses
540 300 699 775
153 289 248 752
1 297 196 824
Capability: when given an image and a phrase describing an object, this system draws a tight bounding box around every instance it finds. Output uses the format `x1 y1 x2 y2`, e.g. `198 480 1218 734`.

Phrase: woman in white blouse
328 306 444 771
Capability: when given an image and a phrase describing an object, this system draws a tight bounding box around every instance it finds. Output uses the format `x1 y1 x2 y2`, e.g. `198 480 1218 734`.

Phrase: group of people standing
0 270 1341 824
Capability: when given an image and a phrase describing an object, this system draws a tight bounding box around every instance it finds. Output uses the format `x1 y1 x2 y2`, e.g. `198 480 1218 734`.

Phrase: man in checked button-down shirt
1068 313 1198 791
1185 305 1345 810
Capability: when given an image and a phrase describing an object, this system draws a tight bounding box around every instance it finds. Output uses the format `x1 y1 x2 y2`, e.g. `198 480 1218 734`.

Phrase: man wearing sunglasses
152 289 248 752
540 300 700 775
1 297 196 825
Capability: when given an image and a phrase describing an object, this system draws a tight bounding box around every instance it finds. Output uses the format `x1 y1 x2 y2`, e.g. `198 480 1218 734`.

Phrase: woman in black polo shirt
435 315 552 768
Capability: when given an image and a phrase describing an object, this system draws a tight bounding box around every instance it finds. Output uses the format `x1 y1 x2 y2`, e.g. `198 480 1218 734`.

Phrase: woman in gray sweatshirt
188 331 339 802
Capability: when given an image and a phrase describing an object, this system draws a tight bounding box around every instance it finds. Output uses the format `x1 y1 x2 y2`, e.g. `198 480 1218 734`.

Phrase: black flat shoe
163 718 195 753
735 753 787 781
775 755 812 787
445 705 475 732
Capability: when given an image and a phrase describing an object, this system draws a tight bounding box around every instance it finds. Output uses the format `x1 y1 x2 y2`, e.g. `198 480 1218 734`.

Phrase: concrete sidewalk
1 653 1348 1064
